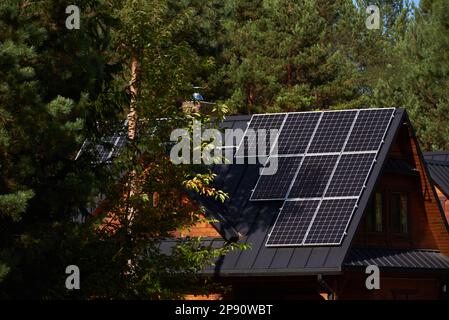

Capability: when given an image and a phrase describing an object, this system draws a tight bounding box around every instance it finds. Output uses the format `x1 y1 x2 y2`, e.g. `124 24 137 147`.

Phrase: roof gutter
201 267 342 277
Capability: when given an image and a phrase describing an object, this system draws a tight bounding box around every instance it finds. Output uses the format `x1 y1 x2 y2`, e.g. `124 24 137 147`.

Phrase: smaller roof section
344 247 449 271
424 151 449 162
424 151 449 198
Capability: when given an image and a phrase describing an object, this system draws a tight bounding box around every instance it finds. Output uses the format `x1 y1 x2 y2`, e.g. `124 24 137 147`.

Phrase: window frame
365 191 385 235
363 187 413 246
389 192 410 235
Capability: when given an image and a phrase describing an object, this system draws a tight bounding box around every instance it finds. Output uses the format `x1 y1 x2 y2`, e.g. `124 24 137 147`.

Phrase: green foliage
201 0 377 114
0 190 34 222
1 0 245 299
0 0 124 295
86 1 246 298
373 0 449 150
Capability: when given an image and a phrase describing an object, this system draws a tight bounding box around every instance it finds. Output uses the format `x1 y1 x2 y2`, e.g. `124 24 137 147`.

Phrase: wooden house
186 108 449 300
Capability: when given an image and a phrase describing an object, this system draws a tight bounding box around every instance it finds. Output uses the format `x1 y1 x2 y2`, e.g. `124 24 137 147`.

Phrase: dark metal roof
424 151 449 162
424 152 449 198
199 109 414 276
344 247 449 271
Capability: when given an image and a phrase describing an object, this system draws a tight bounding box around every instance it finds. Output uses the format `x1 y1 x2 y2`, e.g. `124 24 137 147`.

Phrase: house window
391 193 408 234
367 192 383 233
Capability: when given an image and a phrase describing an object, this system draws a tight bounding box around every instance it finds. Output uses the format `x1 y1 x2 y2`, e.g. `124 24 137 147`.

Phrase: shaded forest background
1 0 449 299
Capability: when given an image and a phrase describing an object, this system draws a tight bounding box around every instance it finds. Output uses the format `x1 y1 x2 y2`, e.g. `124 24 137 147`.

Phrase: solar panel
325 153 376 197
76 122 128 163
273 112 321 156
96 137 116 162
287 155 339 198
236 114 286 157
266 200 320 246
304 198 357 245
105 134 128 161
345 108 394 152
307 111 357 154
251 156 303 200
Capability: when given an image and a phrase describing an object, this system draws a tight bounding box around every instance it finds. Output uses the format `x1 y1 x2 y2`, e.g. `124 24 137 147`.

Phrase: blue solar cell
236 114 286 157
273 112 321 156
287 155 338 199
325 153 375 197
304 199 357 245
307 111 357 154
266 200 320 246
251 156 303 200
345 109 394 152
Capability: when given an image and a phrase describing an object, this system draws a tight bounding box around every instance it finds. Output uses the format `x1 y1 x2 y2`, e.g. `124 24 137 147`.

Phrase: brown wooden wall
410 130 449 257
176 216 222 238
337 271 446 300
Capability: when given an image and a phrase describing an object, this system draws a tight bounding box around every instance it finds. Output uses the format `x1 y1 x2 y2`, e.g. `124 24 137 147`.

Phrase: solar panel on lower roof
95 136 115 162
345 108 394 152
325 153 376 197
273 112 321 156
236 114 286 157
304 198 357 245
251 156 303 200
266 200 320 246
76 121 128 163
108 134 128 160
287 155 339 198
307 110 357 154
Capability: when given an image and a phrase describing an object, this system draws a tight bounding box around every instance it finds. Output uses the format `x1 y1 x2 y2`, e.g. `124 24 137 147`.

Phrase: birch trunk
128 57 139 140
126 56 138 226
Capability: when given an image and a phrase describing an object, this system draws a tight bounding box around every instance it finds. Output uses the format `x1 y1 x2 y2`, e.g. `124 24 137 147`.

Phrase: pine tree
208 0 380 114
374 0 449 150
0 0 122 297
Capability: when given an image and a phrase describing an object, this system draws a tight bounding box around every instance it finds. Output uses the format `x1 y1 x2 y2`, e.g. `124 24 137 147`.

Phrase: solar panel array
242 108 395 247
77 109 395 247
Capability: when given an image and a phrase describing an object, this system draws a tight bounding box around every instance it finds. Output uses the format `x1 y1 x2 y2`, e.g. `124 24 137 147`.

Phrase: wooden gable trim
435 186 449 224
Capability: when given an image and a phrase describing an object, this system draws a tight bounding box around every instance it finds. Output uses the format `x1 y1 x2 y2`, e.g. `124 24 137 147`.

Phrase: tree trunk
128 56 139 140
126 56 139 225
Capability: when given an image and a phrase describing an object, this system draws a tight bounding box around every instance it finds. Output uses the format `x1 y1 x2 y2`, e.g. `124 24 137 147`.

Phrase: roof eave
200 267 342 277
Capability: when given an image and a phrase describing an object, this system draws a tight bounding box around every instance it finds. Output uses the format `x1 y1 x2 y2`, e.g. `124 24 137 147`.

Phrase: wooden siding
436 186 449 224
338 271 446 300
176 216 222 238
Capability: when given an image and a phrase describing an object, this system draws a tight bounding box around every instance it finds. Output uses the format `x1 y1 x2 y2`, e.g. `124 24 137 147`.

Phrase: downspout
317 274 337 300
